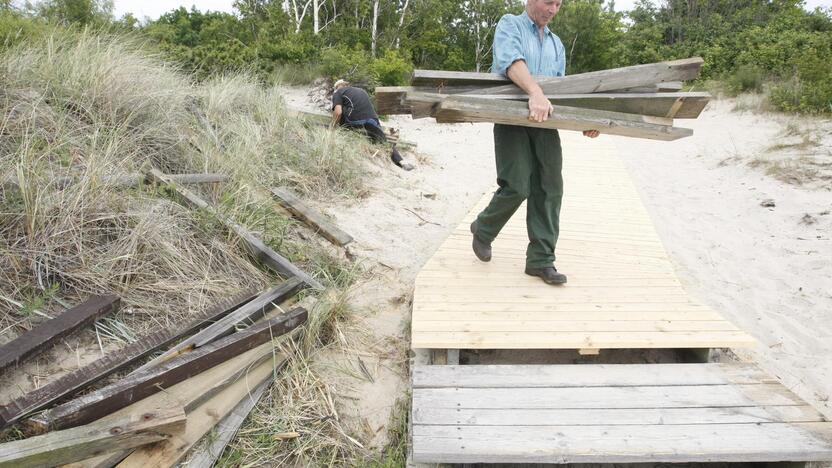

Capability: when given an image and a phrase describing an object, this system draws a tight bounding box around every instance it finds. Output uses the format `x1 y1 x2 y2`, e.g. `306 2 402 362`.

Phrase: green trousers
475 124 564 269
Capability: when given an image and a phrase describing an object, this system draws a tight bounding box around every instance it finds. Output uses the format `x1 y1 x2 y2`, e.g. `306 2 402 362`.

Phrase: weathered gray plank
412 405 826 426
131 280 302 374
270 187 353 246
456 57 704 96
28 308 306 432
0 291 256 429
186 378 272 468
379 86 708 118
0 296 120 375
147 169 322 289
412 363 775 388
413 384 804 409
412 423 832 464
408 93 693 141
0 407 185 468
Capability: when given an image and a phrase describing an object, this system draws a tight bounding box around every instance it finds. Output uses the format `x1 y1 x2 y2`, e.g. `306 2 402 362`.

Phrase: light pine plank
412 423 832 464
412 320 742 333
410 133 753 351
411 331 757 349
116 357 278 467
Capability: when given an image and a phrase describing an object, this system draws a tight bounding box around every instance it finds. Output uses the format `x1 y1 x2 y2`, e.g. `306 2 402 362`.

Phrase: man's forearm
506 60 545 98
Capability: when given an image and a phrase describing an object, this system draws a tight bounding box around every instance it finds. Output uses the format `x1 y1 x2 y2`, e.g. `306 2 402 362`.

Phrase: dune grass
0 30 397 465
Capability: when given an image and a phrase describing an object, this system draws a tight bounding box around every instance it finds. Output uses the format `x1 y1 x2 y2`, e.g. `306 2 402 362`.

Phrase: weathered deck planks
411 132 754 351
411 363 832 464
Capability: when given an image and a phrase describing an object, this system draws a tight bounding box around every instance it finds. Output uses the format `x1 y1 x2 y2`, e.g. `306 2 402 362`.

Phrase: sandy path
613 99 832 417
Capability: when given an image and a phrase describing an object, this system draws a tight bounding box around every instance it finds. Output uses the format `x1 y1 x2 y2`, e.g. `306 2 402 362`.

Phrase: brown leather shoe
524 266 567 285
470 220 491 262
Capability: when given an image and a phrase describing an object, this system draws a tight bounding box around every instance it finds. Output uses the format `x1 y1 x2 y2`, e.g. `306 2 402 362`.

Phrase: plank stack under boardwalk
409 133 832 465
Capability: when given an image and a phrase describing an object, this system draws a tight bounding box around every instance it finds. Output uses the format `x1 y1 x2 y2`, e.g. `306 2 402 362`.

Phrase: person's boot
524 266 567 285
470 220 491 262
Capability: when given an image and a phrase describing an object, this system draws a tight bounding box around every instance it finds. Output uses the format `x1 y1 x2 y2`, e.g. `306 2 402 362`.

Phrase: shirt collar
520 11 552 36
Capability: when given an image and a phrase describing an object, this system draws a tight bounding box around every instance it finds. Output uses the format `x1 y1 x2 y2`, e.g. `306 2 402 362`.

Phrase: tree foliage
7 0 832 112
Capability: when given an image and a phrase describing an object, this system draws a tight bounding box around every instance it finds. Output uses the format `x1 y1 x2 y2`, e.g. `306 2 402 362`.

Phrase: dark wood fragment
146 169 323 290
132 278 304 374
271 187 353 246
0 290 256 429
0 296 120 375
27 307 307 432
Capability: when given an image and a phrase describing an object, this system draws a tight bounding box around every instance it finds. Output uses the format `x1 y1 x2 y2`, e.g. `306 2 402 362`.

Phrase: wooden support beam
0 296 120 376
424 58 704 96
0 291 256 429
481 59 702 96
27 308 307 432
185 378 272 468
0 407 185 468
131 279 303 375
147 169 323 289
270 187 353 246
379 87 709 119
407 93 693 141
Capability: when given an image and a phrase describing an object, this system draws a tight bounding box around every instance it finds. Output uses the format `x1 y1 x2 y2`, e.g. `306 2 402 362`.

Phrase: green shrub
725 64 765 95
319 45 373 85
370 49 413 86
0 10 50 50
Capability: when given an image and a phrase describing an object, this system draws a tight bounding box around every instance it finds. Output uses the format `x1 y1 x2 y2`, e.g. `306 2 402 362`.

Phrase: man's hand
528 91 553 123
583 130 600 138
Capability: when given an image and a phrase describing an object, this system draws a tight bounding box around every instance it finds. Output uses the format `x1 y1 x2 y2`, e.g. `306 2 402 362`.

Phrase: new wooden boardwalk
409 133 832 466
412 133 755 352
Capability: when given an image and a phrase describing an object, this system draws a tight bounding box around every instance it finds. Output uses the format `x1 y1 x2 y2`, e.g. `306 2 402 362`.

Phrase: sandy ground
282 85 832 452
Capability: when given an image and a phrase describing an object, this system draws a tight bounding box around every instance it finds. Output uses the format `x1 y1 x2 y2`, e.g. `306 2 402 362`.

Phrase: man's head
334 79 350 90
526 0 562 28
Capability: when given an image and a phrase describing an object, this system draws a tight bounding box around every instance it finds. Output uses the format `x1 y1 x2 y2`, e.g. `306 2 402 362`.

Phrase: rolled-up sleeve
492 15 525 77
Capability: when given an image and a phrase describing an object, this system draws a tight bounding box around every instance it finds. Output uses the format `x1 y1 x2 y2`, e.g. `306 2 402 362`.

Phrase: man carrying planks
470 0 599 285
331 79 414 171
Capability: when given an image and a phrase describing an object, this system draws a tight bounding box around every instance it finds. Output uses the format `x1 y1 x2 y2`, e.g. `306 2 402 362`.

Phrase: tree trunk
371 0 380 57
395 0 410 49
313 0 320 34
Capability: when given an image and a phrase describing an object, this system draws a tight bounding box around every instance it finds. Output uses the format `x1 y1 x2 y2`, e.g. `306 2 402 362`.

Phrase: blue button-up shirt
492 11 566 78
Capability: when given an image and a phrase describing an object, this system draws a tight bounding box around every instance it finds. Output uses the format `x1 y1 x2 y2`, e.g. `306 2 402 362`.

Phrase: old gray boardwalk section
411 363 832 464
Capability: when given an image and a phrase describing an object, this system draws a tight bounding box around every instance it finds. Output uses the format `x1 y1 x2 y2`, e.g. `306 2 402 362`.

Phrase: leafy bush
370 49 413 86
319 45 373 86
724 64 765 95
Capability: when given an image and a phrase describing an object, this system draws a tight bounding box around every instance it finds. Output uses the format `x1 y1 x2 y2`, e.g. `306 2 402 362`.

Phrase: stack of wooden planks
375 57 709 141
0 283 310 467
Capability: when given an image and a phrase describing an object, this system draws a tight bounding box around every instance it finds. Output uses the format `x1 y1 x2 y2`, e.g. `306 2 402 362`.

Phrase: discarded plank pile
375 57 709 141
0 169 331 467
0 283 309 467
